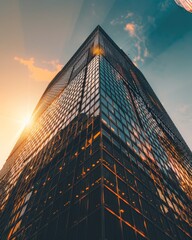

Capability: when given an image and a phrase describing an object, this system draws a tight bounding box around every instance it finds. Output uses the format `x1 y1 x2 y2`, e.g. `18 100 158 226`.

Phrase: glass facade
0 26 191 240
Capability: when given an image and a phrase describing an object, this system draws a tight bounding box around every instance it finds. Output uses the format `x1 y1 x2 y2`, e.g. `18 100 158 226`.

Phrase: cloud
124 22 149 66
110 18 124 26
144 48 149 57
159 0 171 11
14 57 63 82
147 16 156 28
125 12 134 19
124 23 136 36
133 42 143 65
110 12 134 26
110 11 149 66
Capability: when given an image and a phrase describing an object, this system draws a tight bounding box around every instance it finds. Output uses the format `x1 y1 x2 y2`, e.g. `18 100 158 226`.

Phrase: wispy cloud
125 12 134 19
124 22 149 66
110 11 134 26
124 23 136 36
159 0 172 11
110 11 150 66
14 57 63 82
147 16 156 28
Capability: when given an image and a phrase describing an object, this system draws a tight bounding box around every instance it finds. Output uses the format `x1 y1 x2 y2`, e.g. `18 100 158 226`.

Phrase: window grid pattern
0 56 103 240
100 56 192 240
0 69 85 219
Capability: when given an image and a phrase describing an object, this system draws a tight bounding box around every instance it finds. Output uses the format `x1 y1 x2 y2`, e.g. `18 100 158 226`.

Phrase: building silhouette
0 26 191 240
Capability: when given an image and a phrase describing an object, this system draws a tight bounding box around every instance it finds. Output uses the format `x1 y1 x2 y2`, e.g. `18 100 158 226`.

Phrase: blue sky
0 0 191 169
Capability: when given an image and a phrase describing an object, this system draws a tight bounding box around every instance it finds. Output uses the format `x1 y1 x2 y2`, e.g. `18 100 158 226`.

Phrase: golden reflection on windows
92 45 104 56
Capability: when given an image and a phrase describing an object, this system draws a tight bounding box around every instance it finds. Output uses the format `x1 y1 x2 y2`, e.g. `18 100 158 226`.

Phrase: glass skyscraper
0 26 191 240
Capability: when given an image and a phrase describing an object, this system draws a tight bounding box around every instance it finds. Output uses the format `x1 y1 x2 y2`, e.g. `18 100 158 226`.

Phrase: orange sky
0 56 62 169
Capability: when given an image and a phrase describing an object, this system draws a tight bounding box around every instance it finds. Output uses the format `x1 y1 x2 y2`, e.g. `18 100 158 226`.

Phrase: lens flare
174 0 192 12
22 115 32 128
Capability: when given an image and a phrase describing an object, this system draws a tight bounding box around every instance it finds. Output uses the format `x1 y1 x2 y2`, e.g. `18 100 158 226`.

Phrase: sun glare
22 115 32 128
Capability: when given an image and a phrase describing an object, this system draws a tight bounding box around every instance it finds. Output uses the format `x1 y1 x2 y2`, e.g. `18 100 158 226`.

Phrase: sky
0 0 192 170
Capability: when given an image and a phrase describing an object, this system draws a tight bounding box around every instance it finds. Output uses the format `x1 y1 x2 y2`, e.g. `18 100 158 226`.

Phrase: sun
22 115 32 128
